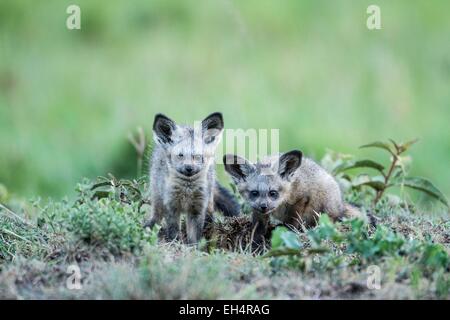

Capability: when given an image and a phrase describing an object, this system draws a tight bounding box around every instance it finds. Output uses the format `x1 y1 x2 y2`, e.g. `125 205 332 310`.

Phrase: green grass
1 0 450 199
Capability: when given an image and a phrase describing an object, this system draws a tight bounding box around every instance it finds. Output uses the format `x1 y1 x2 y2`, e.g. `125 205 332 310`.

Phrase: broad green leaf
360 141 394 155
334 159 385 174
313 214 343 242
270 226 302 250
398 177 449 207
280 230 302 250
420 243 449 269
91 181 112 190
318 214 333 226
352 175 386 191
270 226 289 249
355 181 386 191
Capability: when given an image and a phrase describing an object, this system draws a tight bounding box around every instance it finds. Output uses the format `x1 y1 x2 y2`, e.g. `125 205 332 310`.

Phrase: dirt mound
158 215 276 252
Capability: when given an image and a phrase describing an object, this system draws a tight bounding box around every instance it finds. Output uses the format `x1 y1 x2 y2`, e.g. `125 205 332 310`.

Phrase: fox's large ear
202 112 224 144
223 154 255 183
153 114 176 145
278 150 302 179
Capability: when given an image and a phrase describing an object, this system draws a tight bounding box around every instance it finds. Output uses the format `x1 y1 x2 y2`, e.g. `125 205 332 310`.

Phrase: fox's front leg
144 197 164 229
165 205 181 241
251 211 270 251
186 207 207 245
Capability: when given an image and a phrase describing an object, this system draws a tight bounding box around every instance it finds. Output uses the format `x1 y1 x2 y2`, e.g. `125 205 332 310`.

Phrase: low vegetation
0 141 449 299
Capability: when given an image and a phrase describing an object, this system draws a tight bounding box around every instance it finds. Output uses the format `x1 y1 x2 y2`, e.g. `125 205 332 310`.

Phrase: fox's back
288 157 344 218
265 157 344 226
290 158 337 195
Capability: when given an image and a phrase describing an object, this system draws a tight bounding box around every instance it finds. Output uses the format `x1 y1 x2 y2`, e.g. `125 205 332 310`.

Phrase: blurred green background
0 0 449 199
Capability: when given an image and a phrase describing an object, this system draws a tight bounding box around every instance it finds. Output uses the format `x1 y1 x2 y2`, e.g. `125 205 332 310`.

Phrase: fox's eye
193 154 203 162
250 190 259 197
177 153 184 159
269 190 279 198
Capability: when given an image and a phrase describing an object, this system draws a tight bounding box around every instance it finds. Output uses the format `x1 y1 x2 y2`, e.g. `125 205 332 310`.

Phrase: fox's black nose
260 204 268 212
184 165 193 175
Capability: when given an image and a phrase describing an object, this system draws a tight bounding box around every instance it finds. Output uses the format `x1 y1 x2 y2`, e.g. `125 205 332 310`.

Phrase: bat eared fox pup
145 112 240 244
223 150 361 248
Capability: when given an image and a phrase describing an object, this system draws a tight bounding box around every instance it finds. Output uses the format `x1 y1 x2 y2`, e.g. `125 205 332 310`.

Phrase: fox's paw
165 226 180 242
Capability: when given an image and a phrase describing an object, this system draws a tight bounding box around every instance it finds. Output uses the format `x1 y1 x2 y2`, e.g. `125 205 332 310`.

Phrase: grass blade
335 159 385 174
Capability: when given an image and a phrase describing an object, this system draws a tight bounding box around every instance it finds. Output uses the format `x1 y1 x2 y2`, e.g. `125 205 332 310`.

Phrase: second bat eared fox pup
223 150 361 248
145 112 240 244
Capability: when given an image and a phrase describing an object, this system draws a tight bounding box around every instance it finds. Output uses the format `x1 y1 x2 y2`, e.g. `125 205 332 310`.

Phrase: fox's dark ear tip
153 113 171 128
289 150 303 158
283 150 303 164
154 113 168 121
207 112 223 121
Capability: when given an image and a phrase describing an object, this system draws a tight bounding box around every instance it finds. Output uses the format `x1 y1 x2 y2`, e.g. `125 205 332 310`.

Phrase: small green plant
328 139 448 207
66 197 151 254
266 215 449 297
309 216 406 262
37 177 153 255
90 174 150 209
265 223 330 271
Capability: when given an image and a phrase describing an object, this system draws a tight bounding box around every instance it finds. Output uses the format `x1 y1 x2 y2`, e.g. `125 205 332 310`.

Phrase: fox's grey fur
224 150 361 247
145 112 240 244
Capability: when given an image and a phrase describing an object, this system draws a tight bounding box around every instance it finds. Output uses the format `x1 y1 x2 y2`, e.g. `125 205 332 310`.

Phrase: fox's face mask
153 112 224 178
